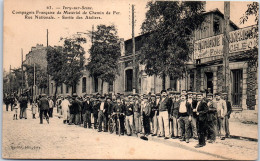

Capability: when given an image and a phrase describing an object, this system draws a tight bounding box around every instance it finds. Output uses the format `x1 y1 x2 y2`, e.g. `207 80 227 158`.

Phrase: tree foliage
62 37 86 90
24 64 48 89
139 1 205 88
87 24 121 94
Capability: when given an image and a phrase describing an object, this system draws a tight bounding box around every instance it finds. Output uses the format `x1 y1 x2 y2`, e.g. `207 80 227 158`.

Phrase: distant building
23 44 48 95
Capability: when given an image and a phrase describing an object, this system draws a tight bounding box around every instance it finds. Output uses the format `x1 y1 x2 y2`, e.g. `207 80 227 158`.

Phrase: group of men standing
55 89 231 148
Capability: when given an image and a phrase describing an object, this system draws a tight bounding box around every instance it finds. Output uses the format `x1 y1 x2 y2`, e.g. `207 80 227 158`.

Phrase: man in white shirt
98 96 107 132
61 96 71 124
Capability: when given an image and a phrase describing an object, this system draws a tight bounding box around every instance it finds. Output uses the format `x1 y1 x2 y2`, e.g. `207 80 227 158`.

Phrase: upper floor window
213 17 221 35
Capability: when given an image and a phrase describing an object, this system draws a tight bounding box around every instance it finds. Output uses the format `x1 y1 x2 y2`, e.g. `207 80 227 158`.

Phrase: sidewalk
229 110 258 141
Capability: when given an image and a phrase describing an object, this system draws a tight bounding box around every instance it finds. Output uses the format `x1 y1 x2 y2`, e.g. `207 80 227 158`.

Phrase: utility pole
9 65 11 94
47 29 49 95
132 4 136 94
21 49 24 94
223 2 230 99
33 63 36 101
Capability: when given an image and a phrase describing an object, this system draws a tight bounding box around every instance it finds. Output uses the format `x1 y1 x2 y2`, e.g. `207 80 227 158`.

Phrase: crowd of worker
4 88 231 148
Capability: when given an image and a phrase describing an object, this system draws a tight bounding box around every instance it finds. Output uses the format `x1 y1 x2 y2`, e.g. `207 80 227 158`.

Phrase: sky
3 0 257 71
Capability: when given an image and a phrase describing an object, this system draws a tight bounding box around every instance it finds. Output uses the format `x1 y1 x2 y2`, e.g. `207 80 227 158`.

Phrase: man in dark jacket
19 95 28 119
98 96 108 132
38 94 49 124
194 92 208 148
125 97 134 136
69 95 81 125
82 95 92 128
206 93 217 143
112 97 125 135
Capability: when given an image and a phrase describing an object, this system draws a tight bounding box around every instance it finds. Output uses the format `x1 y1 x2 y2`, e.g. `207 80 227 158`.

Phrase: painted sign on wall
194 26 258 60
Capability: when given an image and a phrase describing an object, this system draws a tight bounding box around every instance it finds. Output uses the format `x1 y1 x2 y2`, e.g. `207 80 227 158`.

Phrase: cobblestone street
2 106 258 160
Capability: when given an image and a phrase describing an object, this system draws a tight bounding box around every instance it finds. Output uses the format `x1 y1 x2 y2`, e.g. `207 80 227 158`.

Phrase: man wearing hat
61 95 71 124
170 91 179 139
133 94 141 134
112 96 125 135
194 92 208 148
158 89 172 139
125 97 134 136
206 93 217 143
190 92 198 139
68 94 81 125
213 92 227 140
141 96 151 136
222 93 231 138
38 94 50 124
82 95 92 128
150 94 158 136
97 96 108 132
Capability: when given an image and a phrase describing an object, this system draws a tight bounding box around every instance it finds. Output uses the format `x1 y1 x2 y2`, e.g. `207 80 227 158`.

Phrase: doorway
125 69 133 92
205 72 213 94
231 69 243 108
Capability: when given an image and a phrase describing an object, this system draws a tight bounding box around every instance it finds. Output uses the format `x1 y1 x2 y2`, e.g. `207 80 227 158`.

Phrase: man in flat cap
194 92 208 148
213 92 227 140
97 96 108 132
38 94 49 124
206 93 217 143
222 93 231 138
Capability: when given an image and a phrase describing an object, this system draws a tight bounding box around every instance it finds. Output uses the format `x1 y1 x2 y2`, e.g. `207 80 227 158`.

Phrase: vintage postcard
2 0 258 160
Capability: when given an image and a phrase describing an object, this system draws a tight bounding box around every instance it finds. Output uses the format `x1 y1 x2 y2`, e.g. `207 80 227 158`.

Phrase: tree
24 64 48 95
47 46 66 98
87 24 121 94
139 1 205 89
62 36 86 95
240 2 259 66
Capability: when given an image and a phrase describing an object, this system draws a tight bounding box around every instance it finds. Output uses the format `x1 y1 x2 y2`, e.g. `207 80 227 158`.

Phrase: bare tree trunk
162 73 166 90
54 84 58 106
101 80 104 95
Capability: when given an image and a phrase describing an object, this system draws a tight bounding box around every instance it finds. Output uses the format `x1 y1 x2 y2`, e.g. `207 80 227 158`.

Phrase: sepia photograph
2 0 259 160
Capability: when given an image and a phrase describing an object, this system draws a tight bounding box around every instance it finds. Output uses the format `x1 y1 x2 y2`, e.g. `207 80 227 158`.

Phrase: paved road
2 106 258 160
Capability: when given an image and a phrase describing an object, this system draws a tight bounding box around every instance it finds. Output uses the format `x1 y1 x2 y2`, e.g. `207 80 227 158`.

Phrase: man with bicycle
112 97 125 135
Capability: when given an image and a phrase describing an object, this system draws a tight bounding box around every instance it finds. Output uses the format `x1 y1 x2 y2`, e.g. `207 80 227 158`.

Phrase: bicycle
110 112 124 136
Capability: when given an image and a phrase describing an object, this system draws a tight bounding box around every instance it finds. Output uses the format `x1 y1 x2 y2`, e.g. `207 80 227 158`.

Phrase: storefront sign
194 26 258 60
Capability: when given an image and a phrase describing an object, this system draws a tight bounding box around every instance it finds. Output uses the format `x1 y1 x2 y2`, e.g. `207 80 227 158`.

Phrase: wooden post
132 5 136 94
223 2 230 100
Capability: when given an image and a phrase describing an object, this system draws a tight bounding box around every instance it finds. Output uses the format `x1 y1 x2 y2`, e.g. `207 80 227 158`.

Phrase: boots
63 120 67 124
13 115 15 120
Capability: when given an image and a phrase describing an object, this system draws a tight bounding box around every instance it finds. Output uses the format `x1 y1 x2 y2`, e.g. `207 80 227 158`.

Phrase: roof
123 8 239 43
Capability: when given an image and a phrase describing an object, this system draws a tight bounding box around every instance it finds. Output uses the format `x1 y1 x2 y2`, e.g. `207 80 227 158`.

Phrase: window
61 84 63 94
213 17 221 35
170 76 177 91
94 76 98 93
108 81 113 92
66 85 69 93
125 69 133 92
72 83 77 94
82 77 87 93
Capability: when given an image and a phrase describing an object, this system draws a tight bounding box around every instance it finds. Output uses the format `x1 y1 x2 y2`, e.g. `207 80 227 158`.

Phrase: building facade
48 9 258 110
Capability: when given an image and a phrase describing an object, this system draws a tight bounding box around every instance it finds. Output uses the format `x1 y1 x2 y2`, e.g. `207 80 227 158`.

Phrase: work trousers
40 109 49 124
48 108 53 117
217 117 225 137
125 115 134 135
207 119 217 141
98 111 107 131
158 111 170 137
134 112 142 133
83 111 92 128
178 116 190 139
143 114 151 135
20 108 27 119
152 115 158 135
191 116 198 138
224 116 230 137
6 104 9 111
75 113 81 125
197 120 207 146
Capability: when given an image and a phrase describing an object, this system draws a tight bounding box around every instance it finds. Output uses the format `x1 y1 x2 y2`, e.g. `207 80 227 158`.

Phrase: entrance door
125 69 133 92
205 72 213 94
232 69 243 108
